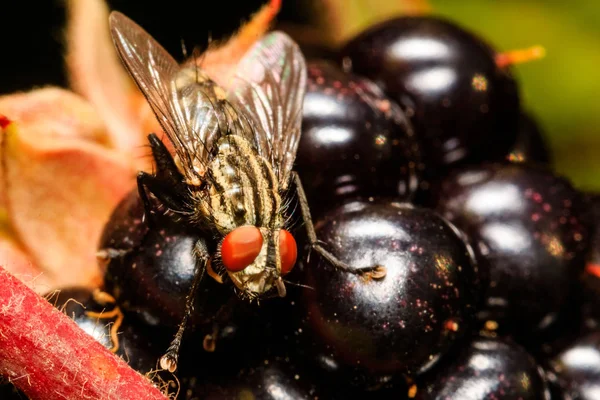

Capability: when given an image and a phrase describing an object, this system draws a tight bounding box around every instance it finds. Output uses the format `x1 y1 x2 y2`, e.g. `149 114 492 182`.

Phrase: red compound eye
221 226 263 272
279 229 297 275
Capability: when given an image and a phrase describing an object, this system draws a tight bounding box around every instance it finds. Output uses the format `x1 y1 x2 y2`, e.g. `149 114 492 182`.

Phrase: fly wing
226 31 307 190
109 11 249 184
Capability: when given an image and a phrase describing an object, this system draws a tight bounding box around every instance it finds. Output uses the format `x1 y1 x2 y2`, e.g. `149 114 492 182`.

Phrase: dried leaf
197 0 282 87
1 121 136 290
0 87 109 145
65 0 153 159
0 232 53 294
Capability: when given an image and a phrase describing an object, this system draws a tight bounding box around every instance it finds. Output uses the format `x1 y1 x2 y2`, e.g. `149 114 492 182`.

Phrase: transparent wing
226 31 307 190
172 67 253 178
109 11 249 184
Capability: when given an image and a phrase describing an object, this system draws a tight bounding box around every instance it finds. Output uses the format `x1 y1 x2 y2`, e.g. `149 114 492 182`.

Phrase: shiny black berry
339 16 520 167
99 189 232 329
433 163 591 338
582 193 600 327
507 111 552 166
296 61 421 214
180 353 340 400
296 199 480 383
415 337 551 399
0 378 27 400
547 330 600 400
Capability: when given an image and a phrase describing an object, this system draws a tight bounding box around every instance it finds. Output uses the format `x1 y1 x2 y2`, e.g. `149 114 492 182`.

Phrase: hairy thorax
199 134 282 234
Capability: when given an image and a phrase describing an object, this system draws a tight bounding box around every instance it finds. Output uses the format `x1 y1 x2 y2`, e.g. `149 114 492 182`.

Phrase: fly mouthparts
275 277 287 298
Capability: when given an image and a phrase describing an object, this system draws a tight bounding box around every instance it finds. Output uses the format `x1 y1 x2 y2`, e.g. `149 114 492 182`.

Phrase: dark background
0 0 308 94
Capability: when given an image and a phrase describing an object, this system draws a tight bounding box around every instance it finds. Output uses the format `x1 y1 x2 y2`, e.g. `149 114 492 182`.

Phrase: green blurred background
0 0 598 191
431 0 600 191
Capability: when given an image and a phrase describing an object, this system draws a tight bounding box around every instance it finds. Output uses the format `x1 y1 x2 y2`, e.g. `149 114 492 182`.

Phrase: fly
105 11 387 373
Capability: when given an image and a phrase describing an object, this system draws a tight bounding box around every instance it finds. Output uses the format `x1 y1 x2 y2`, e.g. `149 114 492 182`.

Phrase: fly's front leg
291 171 387 279
99 134 191 267
138 133 194 227
96 172 160 263
160 240 209 373
136 171 161 228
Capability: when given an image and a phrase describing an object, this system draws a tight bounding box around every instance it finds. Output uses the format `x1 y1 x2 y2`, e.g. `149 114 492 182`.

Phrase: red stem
0 266 168 400
495 45 546 68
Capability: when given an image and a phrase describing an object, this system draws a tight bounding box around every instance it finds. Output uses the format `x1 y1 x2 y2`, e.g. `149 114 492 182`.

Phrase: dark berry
546 379 565 400
296 199 480 382
339 16 520 167
99 189 232 329
432 163 591 337
180 354 339 400
582 193 600 327
0 378 27 400
547 330 600 400
296 60 421 214
415 337 551 399
507 111 552 166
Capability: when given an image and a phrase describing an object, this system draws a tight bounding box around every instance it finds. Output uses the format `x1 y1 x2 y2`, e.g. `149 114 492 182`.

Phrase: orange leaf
196 0 282 87
0 232 53 294
65 0 152 159
0 87 109 145
1 121 136 290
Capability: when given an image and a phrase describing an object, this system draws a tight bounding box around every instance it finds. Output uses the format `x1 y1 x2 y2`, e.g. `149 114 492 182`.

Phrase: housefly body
104 11 387 373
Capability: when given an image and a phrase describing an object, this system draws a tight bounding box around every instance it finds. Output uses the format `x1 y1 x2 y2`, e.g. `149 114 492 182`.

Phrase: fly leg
137 133 192 227
85 289 125 353
160 240 209 373
97 133 190 261
94 171 164 262
291 171 387 280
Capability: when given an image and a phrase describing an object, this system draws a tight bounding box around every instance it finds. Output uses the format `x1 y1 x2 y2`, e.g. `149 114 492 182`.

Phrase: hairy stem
0 266 167 400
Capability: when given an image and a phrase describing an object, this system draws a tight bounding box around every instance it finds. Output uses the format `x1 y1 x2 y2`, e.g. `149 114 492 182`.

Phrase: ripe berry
339 16 520 167
508 111 552 166
582 193 600 327
99 189 231 329
547 330 600 400
296 199 480 383
432 163 591 338
415 337 551 399
0 379 27 400
296 60 422 214
180 353 340 400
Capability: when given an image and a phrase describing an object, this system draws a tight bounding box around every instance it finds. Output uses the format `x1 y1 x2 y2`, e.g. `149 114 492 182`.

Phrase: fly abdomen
201 135 281 233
